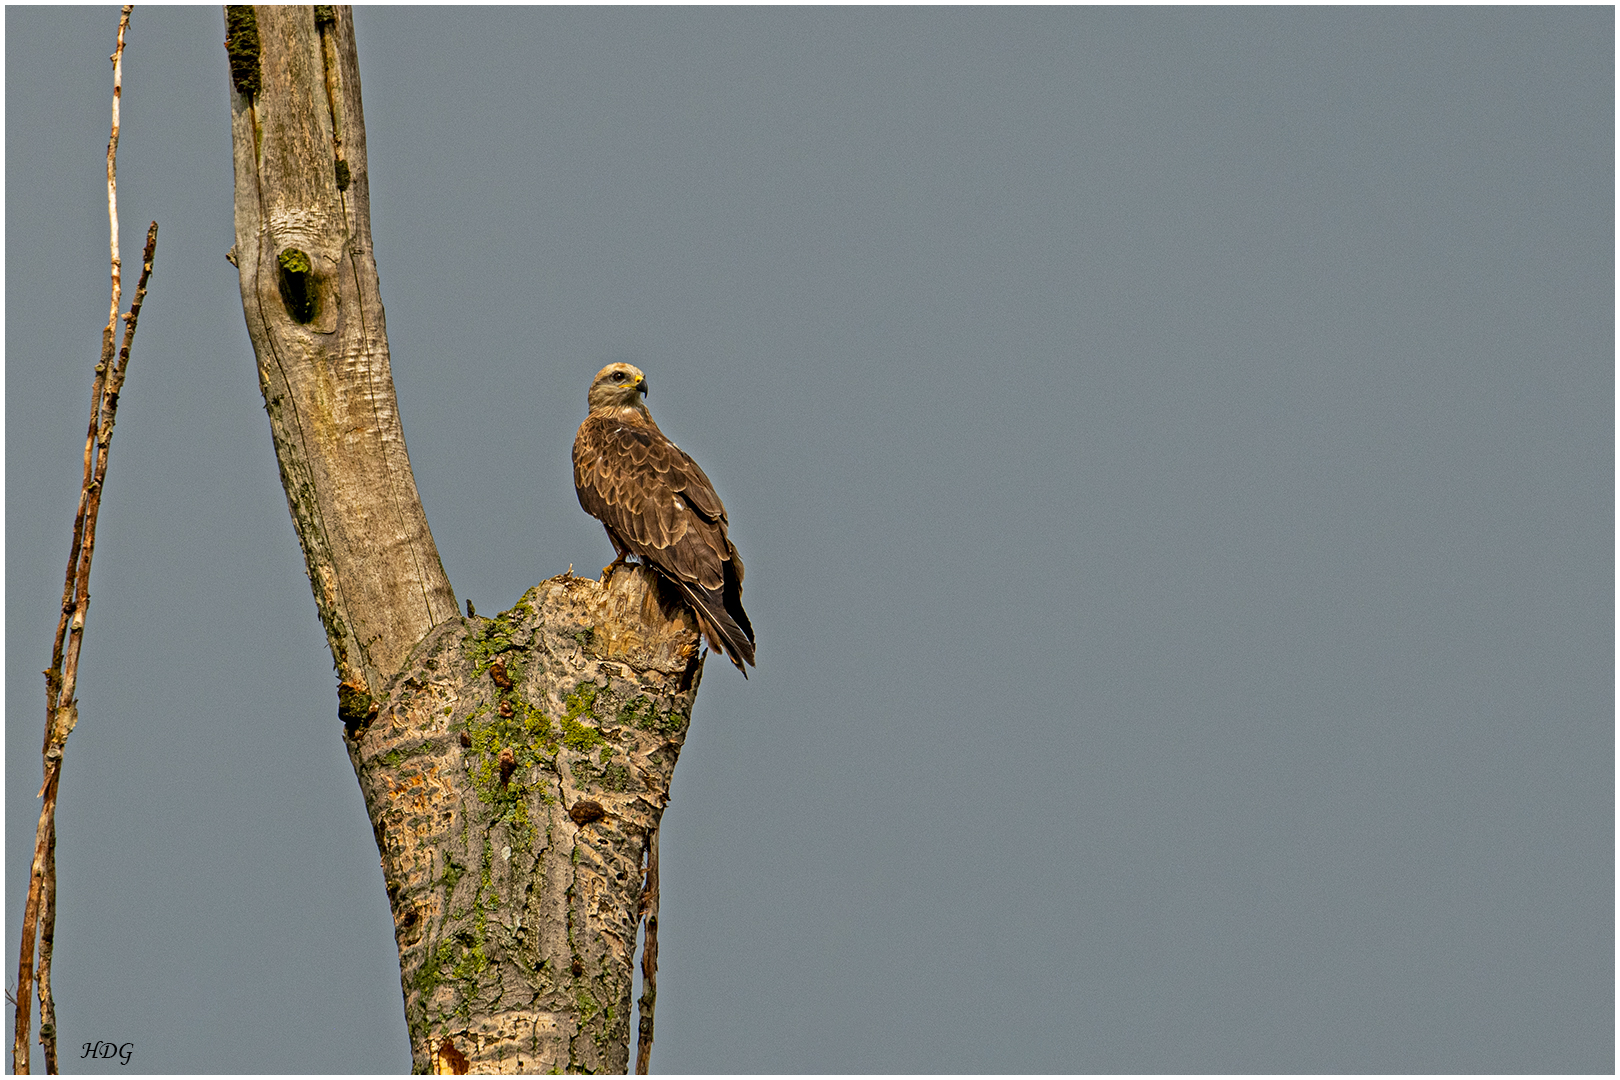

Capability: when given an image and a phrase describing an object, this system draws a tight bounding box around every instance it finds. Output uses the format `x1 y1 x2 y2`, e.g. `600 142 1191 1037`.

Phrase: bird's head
587 362 650 412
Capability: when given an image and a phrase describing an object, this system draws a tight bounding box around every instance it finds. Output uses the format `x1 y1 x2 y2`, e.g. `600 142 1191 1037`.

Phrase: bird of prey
573 363 756 675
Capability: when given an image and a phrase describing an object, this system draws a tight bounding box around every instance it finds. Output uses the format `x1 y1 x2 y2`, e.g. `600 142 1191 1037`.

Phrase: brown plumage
573 363 756 675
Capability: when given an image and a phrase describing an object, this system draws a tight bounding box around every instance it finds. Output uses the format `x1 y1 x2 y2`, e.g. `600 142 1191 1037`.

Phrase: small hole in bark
459 731 472 748
276 247 317 323
435 1038 468 1075
569 800 606 826
338 680 375 738
570 958 584 976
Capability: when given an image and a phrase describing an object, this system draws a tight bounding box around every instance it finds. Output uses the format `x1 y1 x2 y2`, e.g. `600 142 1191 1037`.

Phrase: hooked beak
637 375 649 399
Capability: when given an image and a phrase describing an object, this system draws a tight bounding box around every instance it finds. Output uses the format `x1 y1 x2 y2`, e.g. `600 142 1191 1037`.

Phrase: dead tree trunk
225 7 702 1071
225 2 457 705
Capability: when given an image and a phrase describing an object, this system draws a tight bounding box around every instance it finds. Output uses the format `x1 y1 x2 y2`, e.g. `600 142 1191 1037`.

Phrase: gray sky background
6 6 1612 1074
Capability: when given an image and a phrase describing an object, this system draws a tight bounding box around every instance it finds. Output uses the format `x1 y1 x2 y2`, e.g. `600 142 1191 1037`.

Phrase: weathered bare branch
15 9 157 1074
35 826 56 1076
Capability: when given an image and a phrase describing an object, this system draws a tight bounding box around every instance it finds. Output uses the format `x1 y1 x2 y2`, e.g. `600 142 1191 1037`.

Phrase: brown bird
573 363 756 675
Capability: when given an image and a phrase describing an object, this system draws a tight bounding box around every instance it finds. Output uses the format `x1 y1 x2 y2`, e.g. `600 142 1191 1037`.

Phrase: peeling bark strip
634 828 659 1075
226 5 457 703
351 567 702 1073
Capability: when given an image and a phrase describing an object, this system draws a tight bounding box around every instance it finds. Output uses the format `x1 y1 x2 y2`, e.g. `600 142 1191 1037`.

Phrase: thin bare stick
36 823 56 1076
36 223 153 1074
13 8 156 1074
635 828 661 1075
104 11 125 348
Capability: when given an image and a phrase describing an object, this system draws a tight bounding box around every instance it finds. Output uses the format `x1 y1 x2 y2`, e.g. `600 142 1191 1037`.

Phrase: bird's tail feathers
679 581 755 675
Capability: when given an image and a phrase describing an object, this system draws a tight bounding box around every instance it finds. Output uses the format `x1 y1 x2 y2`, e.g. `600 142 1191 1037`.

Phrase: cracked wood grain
353 567 702 1073
227 5 457 710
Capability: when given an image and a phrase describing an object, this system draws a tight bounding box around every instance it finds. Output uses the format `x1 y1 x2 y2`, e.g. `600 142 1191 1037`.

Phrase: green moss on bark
224 7 262 96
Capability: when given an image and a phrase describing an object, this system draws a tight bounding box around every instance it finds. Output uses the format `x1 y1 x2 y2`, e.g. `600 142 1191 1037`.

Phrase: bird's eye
612 372 625 381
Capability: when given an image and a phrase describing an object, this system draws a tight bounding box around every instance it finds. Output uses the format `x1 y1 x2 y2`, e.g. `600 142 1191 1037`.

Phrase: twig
37 824 56 1076
13 8 157 1074
635 828 660 1074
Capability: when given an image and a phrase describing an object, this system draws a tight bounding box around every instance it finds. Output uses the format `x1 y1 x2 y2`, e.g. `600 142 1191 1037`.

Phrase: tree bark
225 7 703 1071
226 3 457 712
357 568 701 1072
